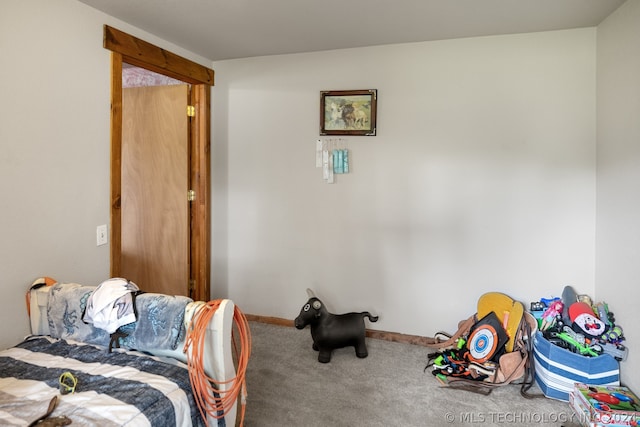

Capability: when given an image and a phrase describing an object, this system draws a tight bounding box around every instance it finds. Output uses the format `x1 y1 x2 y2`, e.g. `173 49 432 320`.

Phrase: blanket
0 336 223 427
46 283 190 352
119 292 191 352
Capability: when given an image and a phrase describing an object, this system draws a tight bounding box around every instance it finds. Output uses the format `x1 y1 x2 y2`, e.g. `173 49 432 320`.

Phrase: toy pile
424 292 540 396
530 285 628 362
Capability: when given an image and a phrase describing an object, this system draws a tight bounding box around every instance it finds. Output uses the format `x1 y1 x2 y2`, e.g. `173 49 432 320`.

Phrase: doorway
104 25 214 300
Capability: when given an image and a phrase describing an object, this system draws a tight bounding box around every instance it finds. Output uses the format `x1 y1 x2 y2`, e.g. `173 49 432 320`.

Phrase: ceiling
77 0 626 62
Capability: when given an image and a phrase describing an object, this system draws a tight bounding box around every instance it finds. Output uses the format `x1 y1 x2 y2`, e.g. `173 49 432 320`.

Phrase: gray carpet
243 322 582 426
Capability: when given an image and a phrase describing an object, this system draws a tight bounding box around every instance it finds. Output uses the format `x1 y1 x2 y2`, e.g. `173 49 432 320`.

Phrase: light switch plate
96 224 108 246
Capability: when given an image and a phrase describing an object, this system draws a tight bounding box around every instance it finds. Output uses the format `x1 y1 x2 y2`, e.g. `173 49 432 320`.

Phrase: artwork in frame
320 89 377 136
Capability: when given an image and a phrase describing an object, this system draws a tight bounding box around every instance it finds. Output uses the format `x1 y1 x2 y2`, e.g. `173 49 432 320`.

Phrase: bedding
0 280 238 427
46 282 190 351
0 335 215 426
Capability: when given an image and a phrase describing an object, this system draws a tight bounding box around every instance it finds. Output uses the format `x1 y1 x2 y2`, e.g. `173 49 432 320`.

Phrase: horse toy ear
306 288 316 298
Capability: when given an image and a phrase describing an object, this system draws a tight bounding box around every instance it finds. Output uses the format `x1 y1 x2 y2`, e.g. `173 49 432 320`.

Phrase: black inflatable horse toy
294 289 379 363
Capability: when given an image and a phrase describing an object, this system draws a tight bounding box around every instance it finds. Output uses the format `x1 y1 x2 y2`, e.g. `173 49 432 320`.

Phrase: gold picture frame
320 89 377 136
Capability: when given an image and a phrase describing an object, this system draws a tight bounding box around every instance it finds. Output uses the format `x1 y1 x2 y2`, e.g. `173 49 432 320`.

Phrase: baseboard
245 314 294 328
245 314 433 347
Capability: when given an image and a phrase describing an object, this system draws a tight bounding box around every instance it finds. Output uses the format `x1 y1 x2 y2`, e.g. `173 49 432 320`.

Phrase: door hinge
188 190 196 202
187 105 195 117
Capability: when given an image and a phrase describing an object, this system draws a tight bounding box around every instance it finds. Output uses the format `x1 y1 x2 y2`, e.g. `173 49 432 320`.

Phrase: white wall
212 29 597 336
596 0 640 392
0 0 211 350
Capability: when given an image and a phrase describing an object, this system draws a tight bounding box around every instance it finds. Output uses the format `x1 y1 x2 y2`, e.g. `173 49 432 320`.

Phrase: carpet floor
243 321 582 427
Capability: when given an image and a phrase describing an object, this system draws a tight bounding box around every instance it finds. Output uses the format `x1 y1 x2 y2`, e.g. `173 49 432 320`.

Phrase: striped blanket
0 336 223 426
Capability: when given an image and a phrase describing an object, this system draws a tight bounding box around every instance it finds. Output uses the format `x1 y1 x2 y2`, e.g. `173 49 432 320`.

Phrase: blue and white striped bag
533 331 620 401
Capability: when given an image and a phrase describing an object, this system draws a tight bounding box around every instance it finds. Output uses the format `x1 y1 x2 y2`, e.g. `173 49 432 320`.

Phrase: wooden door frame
104 25 213 301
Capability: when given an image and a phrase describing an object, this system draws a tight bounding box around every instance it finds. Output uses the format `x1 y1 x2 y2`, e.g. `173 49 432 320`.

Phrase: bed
0 280 245 427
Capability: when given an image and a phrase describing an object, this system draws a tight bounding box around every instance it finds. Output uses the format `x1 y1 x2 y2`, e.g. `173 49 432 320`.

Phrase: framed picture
320 89 377 136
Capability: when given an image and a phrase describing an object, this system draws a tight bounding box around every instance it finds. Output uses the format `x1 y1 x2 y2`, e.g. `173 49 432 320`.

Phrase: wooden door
120 84 190 296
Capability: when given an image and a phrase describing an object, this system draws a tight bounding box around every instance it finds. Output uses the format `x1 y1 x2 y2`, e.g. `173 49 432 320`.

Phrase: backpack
423 292 542 397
